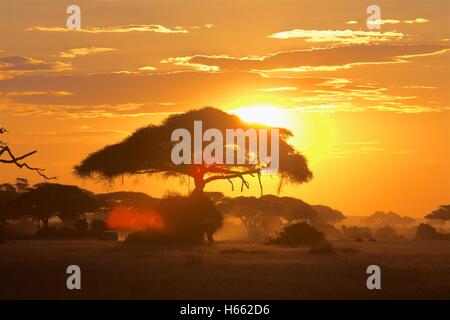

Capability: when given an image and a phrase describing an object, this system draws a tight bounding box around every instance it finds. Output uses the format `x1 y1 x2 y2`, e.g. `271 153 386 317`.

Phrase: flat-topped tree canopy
74 107 312 193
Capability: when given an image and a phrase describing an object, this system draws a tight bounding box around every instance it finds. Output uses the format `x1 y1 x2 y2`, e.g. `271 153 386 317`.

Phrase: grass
1 240 450 299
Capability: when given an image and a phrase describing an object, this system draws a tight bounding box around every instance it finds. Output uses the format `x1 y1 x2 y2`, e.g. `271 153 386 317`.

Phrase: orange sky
1 0 449 217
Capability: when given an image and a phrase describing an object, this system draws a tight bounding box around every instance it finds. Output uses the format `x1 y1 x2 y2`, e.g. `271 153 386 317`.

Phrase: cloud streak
59 47 116 58
26 24 189 34
269 29 404 44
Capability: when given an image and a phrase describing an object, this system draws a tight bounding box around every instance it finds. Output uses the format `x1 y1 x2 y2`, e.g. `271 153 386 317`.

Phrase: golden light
230 105 290 128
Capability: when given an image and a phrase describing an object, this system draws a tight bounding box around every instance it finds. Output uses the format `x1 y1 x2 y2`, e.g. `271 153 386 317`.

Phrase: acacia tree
0 126 54 180
426 205 450 223
6 183 98 232
217 195 317 240
74 107 312 194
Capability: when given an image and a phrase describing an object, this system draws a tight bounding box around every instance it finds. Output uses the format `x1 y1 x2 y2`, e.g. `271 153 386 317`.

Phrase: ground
1 240 450 299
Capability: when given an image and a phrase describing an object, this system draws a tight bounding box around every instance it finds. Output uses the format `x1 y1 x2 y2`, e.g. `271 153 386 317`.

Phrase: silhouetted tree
90 219 107 236
74 219 89 234
0 183 19 241
0 127 54 180
74 107 312 194
96 191 160 213
341 225 372 241
217 195 317 240
374 226 400 240
268 222 327 246
127 192 223 243
425 205 450 222
6 183 98 233
363 211 415 227
416 223 450 240
312 205 346 224
15 178 29 193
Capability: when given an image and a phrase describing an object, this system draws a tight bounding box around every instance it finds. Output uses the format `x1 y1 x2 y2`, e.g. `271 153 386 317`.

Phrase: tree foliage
6 183 98 231
74 107 312 193
425 205 450 221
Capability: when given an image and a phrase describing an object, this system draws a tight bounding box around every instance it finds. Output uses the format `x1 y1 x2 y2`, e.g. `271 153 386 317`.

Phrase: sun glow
230 105 290 128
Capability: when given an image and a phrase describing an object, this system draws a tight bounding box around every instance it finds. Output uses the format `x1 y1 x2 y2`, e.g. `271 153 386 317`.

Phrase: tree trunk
193 179 205 194
41 217 50 231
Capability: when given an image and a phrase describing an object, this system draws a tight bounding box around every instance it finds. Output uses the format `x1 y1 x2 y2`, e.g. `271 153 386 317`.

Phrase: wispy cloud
268 29 404 44
1 91 73 97
166 45 449 74
257 87 297 92
138 66 158 71
26 24 189 34
59 47 116 58
160 56 220 71
349 17 429 26
0 56 71 73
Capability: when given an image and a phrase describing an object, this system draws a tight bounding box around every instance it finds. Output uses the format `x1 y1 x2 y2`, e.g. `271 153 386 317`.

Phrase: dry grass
1 240 450 299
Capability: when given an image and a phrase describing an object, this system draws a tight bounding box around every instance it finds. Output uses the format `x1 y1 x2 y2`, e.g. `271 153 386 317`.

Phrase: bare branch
0 145 56 180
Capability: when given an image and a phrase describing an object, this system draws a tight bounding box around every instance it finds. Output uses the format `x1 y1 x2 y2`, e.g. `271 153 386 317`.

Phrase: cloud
404 18 429 24
26 24 189 34
349 18 429 26
257 87 297 92
268 29 404 44
138 66 158 71
166 45 449 74
160 56 220 71
0 56 71 73
59 47 116 58
1 91 73 97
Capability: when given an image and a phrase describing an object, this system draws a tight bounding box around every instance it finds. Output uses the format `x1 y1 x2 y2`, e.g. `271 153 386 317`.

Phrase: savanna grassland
1 240 450 300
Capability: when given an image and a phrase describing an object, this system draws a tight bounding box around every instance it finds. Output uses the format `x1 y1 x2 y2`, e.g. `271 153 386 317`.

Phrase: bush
74 219 88 234
126 192 223 244
90 219 107 236
374 226 399 240
416 223 450 240
268 222 327 246
341 225 372 241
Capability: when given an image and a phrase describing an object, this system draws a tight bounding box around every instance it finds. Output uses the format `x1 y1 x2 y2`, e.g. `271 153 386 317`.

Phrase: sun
230 105 290 128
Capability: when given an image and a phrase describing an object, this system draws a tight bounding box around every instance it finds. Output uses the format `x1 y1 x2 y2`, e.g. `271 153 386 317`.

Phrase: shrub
74 219 89 234
268 222 327 246
126 192 223 244
341 225 372 241
90 219 107 236
415 223 450 240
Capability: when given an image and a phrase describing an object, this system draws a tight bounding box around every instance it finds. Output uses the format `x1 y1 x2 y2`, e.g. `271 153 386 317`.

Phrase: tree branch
0 145 55 180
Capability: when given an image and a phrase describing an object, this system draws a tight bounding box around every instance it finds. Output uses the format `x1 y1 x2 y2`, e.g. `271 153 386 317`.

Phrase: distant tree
96 191 160 213
416 223 450 241
0 127 54 180
6 183 98 232
341 225 372 241
268 222 327 247
217 195 317 240
0 183 19 240
90 219 107 236
363 211 415 227
0 183 16 193
74 219 89 234
374 226 400 240
74 107 312 195
127 192 223 243
311 205 346 224
425 205 450 222
15 178 29 193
